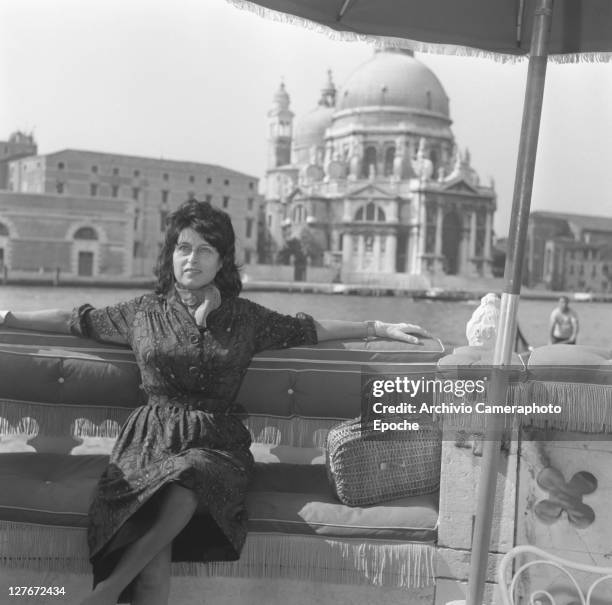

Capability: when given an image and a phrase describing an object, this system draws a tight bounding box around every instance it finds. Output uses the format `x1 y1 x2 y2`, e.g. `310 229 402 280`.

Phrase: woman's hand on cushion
374 321 432 344
313 318 432 343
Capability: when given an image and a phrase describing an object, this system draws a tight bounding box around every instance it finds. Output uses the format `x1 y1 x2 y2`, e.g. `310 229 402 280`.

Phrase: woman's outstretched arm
0 309 72 334
313 319 431 344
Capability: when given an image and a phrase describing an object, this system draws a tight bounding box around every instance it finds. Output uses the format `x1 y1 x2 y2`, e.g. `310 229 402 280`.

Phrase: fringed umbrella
226 2 612 604
227 0 612 60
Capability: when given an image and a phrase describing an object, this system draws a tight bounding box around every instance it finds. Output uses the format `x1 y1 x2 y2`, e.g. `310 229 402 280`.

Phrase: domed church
263 47 496 280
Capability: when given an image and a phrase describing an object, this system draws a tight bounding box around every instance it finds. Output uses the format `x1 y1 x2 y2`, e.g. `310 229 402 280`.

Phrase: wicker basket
326 416 442 506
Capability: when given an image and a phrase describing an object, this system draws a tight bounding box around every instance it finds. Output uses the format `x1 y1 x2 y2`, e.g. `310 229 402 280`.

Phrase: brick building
7 148 261 276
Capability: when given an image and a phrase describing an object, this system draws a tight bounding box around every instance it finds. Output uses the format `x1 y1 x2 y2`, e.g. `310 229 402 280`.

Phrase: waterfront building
7 148 261 276
527 211 612 290
263 48 496 282
542 237 612 292
0 191 133 279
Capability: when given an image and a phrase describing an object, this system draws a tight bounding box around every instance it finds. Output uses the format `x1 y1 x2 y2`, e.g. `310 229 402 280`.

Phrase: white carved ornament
465 292 500 348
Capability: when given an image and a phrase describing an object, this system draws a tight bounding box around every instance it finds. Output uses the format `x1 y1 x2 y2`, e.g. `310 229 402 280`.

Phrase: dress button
58 377 65 384
190 334 200 345
189 366 199 376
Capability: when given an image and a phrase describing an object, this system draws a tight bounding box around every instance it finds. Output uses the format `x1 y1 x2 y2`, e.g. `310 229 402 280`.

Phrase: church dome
293 104 334 150
336 49 449 117
292 70 337 163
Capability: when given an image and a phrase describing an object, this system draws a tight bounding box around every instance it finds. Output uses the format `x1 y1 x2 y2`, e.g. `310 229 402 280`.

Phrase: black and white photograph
1 1 612 604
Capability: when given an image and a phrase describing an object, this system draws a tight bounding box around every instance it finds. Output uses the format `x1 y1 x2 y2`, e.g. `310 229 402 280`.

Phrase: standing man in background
549 295 579 344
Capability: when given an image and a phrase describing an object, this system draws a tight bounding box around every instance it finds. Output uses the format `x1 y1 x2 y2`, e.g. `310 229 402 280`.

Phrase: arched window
430 149 438 174
366 203 375 221
361 146 377 178
279 121 291 137
355 203 386 222
384 147 395 176
74 226 98 240
544 249 552 273
292 205 305 223
0 223 8 236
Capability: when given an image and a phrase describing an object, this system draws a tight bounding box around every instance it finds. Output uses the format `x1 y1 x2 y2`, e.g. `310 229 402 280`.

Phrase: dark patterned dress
70 290 317 601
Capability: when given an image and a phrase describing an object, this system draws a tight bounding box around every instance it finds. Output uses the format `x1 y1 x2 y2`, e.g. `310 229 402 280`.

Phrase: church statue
412 137 433 181
348 139 362 180
323 140 334 177
309 145 318 166
393 136 405 179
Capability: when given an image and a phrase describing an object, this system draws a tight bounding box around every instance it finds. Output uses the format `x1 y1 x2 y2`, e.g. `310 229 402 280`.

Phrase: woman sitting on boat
0 199 430 605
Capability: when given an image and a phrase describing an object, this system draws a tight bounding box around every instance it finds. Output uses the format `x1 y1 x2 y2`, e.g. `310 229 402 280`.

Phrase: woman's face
173 227 222 289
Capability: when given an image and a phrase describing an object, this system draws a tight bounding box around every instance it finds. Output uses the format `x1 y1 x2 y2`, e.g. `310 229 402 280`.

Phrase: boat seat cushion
0 329 443 548
0 450 438 543
0 331 446 435
525 344 612 433
527 344 612 382
435 344 612 434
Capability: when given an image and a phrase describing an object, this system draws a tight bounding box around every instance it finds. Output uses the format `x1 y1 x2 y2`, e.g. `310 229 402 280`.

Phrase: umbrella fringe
548 52 612 64
227 0 612 64
226 0 522 62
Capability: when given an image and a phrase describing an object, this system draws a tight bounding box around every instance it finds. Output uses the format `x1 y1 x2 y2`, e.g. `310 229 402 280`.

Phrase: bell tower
268 80 294 168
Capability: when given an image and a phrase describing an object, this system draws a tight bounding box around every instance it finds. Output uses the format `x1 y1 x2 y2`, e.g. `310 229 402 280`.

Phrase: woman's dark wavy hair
155 199 242 298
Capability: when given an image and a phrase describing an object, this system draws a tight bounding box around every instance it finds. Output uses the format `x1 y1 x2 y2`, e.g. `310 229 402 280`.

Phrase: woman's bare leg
80 483 197 605
131 543 172 605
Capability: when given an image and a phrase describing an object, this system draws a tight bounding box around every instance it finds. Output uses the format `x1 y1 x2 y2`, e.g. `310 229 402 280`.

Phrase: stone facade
263 49 496 281
0 191 133 278
542 238 612 292
7 149 261 276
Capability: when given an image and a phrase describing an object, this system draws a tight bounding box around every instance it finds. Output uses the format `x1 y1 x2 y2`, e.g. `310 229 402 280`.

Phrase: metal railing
497 545 612 605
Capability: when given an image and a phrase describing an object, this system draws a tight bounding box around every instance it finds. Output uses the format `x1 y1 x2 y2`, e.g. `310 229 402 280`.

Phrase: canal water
0 285 610 349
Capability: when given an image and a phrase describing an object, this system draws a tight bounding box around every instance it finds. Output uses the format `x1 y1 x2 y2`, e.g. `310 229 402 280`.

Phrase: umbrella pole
465 1 554 604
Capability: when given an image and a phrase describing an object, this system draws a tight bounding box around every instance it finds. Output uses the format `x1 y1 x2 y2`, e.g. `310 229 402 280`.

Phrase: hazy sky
1 0 611 236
